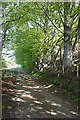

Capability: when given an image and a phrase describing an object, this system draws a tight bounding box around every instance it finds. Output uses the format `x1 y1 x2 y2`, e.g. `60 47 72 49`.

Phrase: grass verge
32 71 80 103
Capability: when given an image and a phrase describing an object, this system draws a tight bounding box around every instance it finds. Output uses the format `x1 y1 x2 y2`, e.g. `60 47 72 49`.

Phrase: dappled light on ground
21 94 37 100
46 110 57 116
51 102 61 107
36 106 43 110
57 111 70 117
2 74 79 118
12 97 26 103
45 100 61 107
23 85 41 89
70 111 78 116
33 100 43 105
44 84 53 89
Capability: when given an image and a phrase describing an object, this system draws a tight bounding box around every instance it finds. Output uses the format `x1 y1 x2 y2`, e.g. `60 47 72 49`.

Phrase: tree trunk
63 41 72 68
77 15 80 77
0 3 3 119
42 6 49 70
63 3 72 70
50 25 56 68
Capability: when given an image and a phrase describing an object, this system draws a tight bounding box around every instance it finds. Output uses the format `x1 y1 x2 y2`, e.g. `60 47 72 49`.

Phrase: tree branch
35 3 64 34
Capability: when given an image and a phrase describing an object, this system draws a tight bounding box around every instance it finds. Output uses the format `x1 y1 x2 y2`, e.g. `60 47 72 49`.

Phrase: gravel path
2 74 79 119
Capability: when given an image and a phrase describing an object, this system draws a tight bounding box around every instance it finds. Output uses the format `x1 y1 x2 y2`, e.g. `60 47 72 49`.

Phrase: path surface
2 74 79 118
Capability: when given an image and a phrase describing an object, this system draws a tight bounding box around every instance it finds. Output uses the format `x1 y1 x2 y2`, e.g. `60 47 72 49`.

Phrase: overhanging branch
35 3 64 34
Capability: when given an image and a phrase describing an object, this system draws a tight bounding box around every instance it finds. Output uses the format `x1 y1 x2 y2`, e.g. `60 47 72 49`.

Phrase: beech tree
1 2 80 74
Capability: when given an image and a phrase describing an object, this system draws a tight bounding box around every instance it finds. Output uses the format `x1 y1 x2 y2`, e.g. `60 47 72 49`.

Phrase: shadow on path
1 74 79 118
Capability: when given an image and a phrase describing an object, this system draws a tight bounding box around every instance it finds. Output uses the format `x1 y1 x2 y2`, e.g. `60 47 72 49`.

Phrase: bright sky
2 48 21 69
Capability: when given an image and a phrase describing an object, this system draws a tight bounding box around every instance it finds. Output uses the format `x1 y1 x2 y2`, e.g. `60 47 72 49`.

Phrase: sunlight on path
2 74 79 118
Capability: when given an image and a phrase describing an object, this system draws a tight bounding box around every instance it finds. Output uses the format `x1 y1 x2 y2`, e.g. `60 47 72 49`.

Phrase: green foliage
1 57 7 68
1 2 80 104
14 28 43 69
2 3 80 75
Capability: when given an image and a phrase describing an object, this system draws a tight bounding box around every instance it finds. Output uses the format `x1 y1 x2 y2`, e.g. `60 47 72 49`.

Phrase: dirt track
2 74 79 118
